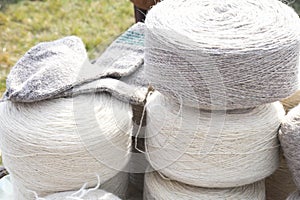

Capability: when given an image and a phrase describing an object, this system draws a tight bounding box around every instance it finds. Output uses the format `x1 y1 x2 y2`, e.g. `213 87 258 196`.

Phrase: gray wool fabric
2 23 146 103
54 23 148 105
3 36 88 102
279 104 300 191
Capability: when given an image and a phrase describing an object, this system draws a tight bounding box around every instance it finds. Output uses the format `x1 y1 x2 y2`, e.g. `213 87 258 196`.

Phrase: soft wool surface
144 170 266 200
145 91 284 188
144 0 300 109
0 93 132 199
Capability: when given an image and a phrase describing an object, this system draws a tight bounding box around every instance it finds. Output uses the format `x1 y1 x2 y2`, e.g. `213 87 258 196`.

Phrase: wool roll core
279 104 300 191
0 93 132 199
144 170 266 200
145 91 284 188
144 0 300 110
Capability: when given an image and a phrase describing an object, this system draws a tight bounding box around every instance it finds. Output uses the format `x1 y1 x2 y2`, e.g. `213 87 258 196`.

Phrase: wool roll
279 104 300 190
145 91 284 188
287 191 300 200
266 155 297 200
144 0 300 110
144 170 266 200
0 93 132 199
43 189 121 200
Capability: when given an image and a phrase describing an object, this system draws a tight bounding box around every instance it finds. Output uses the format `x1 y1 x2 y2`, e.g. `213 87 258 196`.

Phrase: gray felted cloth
279 104 300 191
2 23 146 103
3 36 88 102
54 23 148 105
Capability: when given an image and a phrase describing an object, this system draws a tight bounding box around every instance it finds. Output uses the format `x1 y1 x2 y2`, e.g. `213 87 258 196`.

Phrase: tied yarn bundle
145 91 284 188
144 0 300 110
279 104 300 190
144 170 266 200
265 155 297 200
43 189 121 200
0 93 132 199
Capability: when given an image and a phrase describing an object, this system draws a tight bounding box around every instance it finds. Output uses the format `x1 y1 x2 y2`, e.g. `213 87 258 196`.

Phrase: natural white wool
287 191 300 200
0 93 132 200
266 155 297 200
43 190 121 200
144 170 266 200
144 0 300 110
145 91 285 188
279 104 300 191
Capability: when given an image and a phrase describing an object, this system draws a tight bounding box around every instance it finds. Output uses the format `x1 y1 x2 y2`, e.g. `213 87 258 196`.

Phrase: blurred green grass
0 0 134 96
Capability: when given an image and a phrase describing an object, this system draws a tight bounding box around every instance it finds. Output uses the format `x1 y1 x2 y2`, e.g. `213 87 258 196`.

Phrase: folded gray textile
2 22 146 104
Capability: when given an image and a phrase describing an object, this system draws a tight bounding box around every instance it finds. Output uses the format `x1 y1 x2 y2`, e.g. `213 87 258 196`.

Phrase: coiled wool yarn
279 104 300 190
144 170 266 200
43 189 121 200
145 91 284 188
265 155 297 200
144 0 300 110
0 93 132 200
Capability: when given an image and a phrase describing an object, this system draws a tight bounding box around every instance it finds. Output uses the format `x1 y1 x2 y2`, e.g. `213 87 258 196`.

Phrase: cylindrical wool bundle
145 91 284 188
266 155 297 200
144 0 300 110
287 191 300 200
43 189 121 200
144 170 266 200
0 93 132 199
279 104 300 190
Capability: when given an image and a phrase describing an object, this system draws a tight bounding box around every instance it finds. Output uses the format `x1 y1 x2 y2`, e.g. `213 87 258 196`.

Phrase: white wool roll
43 189 121 200
144 170 266 200
145 0 300 110
266 155 297 200
0 93 132 199
287 191 300 200
145 91 284 188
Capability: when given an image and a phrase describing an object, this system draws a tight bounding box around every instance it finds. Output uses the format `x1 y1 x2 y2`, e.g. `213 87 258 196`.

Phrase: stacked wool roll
144 0 300 110
0 93 132 199
279 104 300 194
265 155 297 200
43 189 121 200
144 170 266 200
145 91 284 188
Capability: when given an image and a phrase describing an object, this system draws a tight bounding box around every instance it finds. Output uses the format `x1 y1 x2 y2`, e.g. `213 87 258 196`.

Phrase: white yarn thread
0 93 132 199
144 170 266 200
144 0 300 110
145 91 284 188
266 155 297 200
